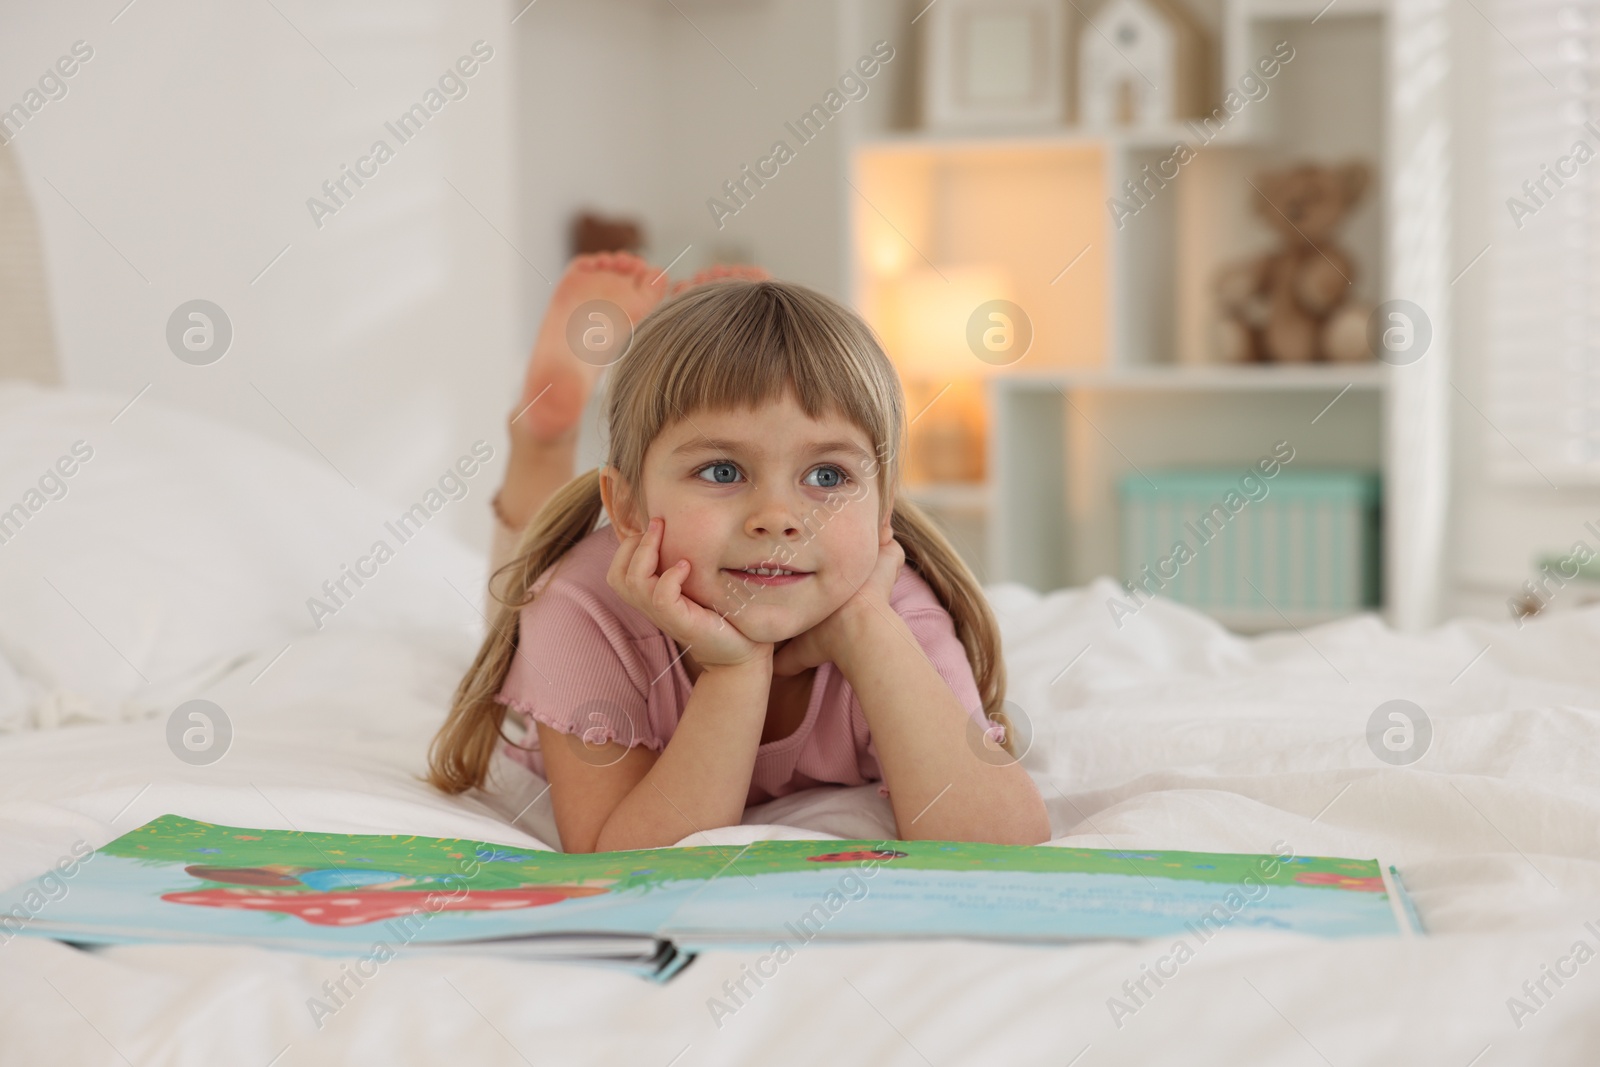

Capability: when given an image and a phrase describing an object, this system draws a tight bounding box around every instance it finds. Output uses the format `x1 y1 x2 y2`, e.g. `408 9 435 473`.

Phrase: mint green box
1118 470 1381 615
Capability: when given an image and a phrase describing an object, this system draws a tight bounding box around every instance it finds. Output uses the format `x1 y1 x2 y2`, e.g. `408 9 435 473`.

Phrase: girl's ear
599 465 641 538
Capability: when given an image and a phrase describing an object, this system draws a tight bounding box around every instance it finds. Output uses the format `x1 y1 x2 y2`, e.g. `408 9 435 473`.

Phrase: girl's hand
772 530 905 678
607 516 772 669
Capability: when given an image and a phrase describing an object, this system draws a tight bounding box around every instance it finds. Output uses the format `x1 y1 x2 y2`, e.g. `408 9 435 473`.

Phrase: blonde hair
426 279 1013 794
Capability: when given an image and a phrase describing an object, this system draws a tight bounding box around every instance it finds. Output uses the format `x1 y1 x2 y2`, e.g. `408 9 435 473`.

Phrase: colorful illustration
1292 871 1386 892
183 864 431 890
0 815 1421 983
85 816 1392 892
805 849 908 863
162 885 609 926
152 840 622 928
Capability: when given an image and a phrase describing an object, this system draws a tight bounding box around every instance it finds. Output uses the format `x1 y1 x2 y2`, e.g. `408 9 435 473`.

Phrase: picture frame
920 0 1067 129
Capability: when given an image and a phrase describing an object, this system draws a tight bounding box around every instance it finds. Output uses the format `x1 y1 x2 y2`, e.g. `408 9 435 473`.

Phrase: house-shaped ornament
1078 0 1206 128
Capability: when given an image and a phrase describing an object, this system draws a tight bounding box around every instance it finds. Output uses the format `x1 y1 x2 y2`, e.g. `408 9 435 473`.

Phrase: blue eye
694 462 741 485
691 462 852 490
805 465 849 489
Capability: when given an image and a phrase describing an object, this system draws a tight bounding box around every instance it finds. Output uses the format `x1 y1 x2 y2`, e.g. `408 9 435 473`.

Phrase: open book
1 815 1422 982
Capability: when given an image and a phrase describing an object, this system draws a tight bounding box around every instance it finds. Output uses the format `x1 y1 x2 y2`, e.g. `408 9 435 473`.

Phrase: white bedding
2 385 1598 1065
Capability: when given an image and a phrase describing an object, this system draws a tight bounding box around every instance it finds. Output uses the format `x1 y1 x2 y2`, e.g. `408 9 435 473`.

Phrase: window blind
1488 0 1600 482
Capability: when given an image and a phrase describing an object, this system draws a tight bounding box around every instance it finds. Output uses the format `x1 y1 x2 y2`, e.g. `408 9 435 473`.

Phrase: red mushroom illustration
804 849 908 863
160 885 610 926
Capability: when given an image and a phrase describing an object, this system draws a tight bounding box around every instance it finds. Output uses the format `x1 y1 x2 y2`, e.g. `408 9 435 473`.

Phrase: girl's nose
748 513 802 537
745 487 807 538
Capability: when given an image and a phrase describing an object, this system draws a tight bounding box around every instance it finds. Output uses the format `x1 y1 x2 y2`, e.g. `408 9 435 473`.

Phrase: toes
672 263 768 294
626 254 658 284
604 251 656 283
571 250 657 282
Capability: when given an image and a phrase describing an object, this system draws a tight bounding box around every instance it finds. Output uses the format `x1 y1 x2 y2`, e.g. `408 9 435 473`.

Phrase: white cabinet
844 0 1448 630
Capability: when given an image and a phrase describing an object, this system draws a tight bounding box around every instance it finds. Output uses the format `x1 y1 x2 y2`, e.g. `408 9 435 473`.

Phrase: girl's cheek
655 532 689 574
687 568 735 610
657 536 714 592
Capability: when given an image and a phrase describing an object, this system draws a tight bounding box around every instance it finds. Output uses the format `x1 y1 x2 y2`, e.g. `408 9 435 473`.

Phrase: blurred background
0 0 1590 634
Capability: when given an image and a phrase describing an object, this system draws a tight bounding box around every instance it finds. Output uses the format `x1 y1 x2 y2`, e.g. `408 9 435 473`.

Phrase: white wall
4 0 518 552
649 0 855 298
512 0 671 310
520 0 894 472
512 0 669 475
5 0 890 548
515 0 922 301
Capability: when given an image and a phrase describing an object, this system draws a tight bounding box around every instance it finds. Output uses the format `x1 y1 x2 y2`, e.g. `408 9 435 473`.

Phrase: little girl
428 254 1050 852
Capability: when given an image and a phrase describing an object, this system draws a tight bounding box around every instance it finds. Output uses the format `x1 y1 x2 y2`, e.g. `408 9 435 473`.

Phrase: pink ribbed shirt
493 521 997 807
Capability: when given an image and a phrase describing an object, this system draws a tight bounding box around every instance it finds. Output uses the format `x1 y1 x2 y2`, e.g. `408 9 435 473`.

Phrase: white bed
1 381 1597 1066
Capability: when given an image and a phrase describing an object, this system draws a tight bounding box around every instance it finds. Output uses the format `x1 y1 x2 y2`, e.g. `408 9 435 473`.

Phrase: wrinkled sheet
2 580 1598 1065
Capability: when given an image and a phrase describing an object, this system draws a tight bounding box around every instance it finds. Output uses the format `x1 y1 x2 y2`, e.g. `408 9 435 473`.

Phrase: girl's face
603 388 891 648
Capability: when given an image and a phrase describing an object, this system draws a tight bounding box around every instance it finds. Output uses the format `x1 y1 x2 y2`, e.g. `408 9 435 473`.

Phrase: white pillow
0 383 489 729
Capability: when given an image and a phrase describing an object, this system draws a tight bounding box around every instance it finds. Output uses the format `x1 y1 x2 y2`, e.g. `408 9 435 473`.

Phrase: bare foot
513 252 669 447
668 263 771 297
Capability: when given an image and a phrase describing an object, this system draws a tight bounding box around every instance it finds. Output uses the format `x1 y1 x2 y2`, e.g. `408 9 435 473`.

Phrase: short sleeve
495 579 663 760
862 606 1002 798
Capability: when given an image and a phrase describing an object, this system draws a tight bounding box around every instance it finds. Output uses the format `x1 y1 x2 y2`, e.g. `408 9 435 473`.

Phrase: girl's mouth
723 567 812 587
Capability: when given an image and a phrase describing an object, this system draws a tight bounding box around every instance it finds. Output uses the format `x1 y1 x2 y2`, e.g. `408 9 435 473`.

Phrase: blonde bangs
603 280 907 513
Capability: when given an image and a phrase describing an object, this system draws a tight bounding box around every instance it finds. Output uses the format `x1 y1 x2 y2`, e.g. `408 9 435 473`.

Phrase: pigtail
425 467 607 794
890 498 1016 758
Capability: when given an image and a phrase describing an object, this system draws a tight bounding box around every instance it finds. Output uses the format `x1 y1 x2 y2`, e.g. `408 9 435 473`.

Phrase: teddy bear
1214 161 1373 363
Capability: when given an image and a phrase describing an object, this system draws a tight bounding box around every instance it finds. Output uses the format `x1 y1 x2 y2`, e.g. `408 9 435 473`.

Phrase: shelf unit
850 0 1402 631
987 367 1387 610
